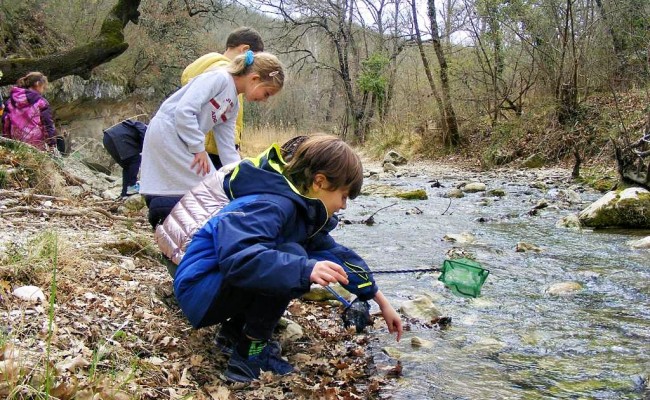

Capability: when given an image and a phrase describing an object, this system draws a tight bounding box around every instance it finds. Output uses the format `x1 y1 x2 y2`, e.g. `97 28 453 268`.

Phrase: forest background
0 1 649 398
0 0 649 170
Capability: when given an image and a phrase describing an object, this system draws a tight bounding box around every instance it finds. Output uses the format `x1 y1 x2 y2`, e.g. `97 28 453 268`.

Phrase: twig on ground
363 202 397 225
0 206 135 221
442 198 453 215
0 190 72 203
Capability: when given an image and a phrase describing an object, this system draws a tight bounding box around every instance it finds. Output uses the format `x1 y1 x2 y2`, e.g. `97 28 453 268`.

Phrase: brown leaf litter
0 189 399 399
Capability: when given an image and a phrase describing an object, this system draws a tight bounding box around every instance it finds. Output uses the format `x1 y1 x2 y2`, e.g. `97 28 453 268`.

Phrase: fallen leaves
0 191 402 399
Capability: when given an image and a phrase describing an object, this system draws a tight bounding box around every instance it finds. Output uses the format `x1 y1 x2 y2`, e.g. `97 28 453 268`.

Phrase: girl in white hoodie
139 51 285 227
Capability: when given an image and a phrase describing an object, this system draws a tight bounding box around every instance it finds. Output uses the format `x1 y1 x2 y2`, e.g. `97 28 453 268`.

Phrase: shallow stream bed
331 162 650 399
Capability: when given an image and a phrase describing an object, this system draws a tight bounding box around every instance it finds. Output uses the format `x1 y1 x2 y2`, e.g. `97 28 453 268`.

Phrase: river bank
0 145 408 399
1 142 648 399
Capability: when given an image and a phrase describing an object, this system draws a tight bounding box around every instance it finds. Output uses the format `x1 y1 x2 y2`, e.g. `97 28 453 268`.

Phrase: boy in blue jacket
174 135 403 383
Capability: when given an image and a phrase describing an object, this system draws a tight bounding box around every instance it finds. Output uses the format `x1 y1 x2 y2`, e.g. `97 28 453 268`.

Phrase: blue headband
244 50 254 66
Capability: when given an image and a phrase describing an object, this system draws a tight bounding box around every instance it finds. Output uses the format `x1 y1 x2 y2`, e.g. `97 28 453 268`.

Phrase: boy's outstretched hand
374 290 403 342
311 260 349 286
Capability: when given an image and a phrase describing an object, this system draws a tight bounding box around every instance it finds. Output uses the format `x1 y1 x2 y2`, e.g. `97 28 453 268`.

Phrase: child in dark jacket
103 119 147 198
173 135 403 383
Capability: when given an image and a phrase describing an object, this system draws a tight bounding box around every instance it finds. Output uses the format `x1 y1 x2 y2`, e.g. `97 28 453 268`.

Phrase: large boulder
628 236 650 249
578 187 650 229
522 153 545 168
68 136 115 175
61 157 117 196
383 150 408 166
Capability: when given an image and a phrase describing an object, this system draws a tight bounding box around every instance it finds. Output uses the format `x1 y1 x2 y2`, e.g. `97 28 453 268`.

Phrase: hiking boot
224 342 294 383
214 331 282 357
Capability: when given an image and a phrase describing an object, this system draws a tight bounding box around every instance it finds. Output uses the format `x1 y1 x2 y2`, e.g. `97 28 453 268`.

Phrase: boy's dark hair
226 27 264 53
283 135 363 199
280 135 309 162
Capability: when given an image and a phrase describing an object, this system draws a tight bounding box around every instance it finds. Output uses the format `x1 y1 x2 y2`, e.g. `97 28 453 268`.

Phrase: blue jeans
102 134 141 197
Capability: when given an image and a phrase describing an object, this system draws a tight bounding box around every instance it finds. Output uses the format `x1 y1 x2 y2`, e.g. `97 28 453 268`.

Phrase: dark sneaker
214 331 282 357
224 343 294 383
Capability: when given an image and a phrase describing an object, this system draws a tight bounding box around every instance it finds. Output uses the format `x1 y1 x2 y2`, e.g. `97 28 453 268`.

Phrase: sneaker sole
219 373 251 388
221 370 254 384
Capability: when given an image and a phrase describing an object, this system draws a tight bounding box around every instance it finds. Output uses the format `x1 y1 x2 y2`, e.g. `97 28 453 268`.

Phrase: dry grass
0 139 68 196
240 126 303 157
0 230 82 288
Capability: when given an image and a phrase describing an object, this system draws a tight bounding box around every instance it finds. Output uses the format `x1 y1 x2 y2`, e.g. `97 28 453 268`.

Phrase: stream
330 162 650 399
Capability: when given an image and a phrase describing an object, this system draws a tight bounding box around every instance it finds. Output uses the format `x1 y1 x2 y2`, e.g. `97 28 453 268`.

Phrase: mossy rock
522 153 545 169
579 187 650 228
395 189 428 200
487 188 506 197
363 184 428 200
590 177 617 193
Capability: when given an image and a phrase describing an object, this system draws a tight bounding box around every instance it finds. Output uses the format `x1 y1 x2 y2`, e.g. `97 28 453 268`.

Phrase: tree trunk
325 71 338 124
427 0 460 147
0 0 142 83
594 0 625 75
488 3 503 125
410 0 447 140
555 0 578 125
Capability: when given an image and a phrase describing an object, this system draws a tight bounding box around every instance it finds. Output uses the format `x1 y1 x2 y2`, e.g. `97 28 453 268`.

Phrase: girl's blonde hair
17 72 48 89
228 52 285 90
284 135 363 199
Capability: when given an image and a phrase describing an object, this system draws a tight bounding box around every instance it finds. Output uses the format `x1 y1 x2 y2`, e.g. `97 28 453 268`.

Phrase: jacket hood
181 52 231 85
8 87 42 109
224 144 330 237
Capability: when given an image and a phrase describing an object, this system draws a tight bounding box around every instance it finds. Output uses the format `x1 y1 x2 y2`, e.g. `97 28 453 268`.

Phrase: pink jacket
2 87 56 150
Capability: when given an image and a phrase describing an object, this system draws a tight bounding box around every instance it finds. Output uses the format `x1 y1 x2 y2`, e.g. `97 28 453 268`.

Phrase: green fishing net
438 258 490 298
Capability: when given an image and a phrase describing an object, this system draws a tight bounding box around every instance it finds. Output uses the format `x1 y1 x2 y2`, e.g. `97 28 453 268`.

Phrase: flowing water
330 163 650 400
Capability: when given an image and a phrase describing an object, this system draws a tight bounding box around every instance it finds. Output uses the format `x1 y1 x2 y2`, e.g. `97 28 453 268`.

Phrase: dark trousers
102 134 141 197
197 243 306 340
120 154 141 197
208 153 223 170
144 195 183 229
201 284 291 341
56 135 67 155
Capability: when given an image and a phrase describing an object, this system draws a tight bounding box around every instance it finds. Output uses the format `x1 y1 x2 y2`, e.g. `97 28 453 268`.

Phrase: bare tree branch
0 0 142 83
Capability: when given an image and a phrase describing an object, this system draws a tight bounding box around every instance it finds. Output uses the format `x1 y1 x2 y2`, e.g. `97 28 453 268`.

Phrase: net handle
346 268 441 275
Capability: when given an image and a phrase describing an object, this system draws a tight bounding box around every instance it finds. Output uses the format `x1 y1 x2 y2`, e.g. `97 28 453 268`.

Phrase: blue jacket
174 144 378 328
